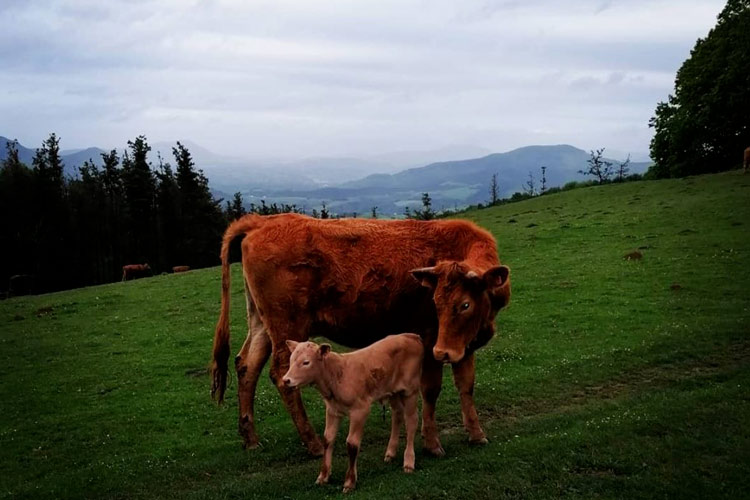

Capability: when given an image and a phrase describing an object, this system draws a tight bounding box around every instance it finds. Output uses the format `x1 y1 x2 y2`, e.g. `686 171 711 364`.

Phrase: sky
0 0 726 160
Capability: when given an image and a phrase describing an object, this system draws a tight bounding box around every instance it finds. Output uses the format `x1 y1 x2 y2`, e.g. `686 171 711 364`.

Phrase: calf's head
411 262 510 364
282 340 331 388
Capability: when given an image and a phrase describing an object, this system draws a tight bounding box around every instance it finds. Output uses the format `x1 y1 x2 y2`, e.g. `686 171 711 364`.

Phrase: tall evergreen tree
122 136 157 265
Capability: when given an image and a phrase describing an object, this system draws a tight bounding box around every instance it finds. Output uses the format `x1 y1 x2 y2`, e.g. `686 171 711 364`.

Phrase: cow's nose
283 377 292 387
433 347 450 363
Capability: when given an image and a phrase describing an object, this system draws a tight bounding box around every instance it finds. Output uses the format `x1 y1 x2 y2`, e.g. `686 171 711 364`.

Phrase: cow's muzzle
432 346 463 364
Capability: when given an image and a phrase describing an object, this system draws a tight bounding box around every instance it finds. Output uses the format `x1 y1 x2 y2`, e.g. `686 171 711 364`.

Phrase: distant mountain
1 136 651 216
259 145 651 215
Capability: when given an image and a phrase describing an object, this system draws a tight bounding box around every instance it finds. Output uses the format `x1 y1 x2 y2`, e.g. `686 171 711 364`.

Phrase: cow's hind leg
384 395 404 463
451 353 487 445
235 289 272 449
268 336 324 456
403 392 418 473
420 353 445 456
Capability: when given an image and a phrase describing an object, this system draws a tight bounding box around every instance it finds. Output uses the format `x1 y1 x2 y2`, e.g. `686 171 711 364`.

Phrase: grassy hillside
1 172 749 499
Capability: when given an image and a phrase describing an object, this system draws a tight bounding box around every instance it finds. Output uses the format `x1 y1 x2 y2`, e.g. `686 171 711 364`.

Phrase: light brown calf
283 334 423 493
172 265 190 273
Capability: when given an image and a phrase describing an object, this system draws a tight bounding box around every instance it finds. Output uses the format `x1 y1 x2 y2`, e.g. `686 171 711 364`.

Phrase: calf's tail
211 215 262 403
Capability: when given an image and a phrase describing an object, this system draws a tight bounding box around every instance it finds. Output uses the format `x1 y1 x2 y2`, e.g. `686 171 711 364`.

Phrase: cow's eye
461 302 470 311
302 360 310 366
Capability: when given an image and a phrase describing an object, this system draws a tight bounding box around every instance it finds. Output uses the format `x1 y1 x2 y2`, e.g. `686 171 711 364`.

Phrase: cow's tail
211 215 262 403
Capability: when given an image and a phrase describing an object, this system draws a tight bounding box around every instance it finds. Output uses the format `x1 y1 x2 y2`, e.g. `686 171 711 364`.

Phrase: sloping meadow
1 172 748 498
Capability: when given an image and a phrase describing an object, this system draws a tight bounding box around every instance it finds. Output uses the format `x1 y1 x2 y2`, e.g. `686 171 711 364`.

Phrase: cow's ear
286 340 300 352
411 267 439 290
483 265 510 309
319 343 331 357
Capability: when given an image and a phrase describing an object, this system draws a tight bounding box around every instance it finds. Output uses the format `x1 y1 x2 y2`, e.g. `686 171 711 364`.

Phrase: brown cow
211 213 511 457
744 147 750 173
121 263 151 281
283 334 423 492
172 265 190 273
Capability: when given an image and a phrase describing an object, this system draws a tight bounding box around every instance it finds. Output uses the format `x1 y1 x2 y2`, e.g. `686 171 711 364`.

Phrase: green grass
1 171 749 499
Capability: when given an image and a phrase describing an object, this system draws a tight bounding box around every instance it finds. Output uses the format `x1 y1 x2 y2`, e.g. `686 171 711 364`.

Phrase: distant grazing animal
283 335 423 493
623 251 643 261
211 213 511 457
744 147 750 173
172 266 190 273
121 263 152 281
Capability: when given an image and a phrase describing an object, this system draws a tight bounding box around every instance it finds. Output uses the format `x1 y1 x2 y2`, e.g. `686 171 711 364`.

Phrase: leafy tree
523 171 536 196
580 148 614 183
616 155 631 181
649 0 750 177
320 202 330 219
489 173 500 206
226 192 246 221
411 192 435 220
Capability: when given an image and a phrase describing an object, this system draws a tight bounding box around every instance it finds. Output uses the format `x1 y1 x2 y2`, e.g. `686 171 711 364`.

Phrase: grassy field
1 171 749 499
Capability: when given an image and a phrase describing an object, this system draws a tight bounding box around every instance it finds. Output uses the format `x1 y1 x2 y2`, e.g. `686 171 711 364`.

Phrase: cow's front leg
451 352 487 444
420 353 445 456
343 406 370 493
317 405 340 485
269 343 324 456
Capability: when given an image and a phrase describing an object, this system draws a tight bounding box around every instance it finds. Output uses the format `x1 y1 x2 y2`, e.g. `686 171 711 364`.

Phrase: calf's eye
302 360 310 366
461 302 470 310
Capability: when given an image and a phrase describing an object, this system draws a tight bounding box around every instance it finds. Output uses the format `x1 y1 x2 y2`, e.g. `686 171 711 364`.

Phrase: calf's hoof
343 484 356 494
403 465 415 474
315 475 329 486
469 436 489 446
384 453 396 463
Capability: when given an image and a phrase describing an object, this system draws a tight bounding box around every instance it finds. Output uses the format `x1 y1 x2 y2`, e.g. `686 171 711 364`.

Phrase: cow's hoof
307 439 325 457
423 444 445 457
403 465 415 474
343 485 356 494
469 437 489 446
315 476 329 485
241 436 260 450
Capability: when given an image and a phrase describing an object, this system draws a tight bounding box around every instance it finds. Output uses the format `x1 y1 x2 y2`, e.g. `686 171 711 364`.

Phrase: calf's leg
235 292 272 449
317 405 341 485
403 392 418 473
343 407 370 493
451 353 487 444
268 338 324 456
384 396 404 462
420 354 445 456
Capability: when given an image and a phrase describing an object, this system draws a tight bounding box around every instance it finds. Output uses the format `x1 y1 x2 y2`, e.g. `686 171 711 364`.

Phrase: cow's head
282 340 331 388
144 263 151 271
411 262 510 364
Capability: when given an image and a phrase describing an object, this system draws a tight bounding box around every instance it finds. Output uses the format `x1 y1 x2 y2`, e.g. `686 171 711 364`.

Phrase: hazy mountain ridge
1 136 650 215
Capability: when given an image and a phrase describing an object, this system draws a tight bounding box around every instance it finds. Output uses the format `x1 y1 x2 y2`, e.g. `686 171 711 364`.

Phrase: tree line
0 134 225 294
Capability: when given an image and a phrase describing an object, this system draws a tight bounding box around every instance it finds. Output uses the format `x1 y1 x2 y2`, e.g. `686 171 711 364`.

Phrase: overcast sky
0 0 725 160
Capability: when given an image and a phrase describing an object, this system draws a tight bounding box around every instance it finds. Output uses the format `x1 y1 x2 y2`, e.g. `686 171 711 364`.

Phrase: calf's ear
319 343 331 357
483 265 511 309
286 340 300 352
410 267 439 290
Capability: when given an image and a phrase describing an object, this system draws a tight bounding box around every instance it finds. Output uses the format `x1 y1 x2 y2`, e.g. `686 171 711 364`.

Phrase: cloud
0 0 726 158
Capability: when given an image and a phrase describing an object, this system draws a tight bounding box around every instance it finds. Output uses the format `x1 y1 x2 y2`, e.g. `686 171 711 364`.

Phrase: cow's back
240 215 497 347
